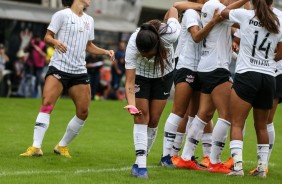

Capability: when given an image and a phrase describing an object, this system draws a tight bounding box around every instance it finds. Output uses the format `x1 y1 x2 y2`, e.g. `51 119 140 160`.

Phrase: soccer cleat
160 155 174 167
171 155 181 166
208 162 231 174
250 168 268 178
223 156 234 169
136 168 148 179
131 164 138 177
199 156 210 168
54 145 71 158
227 169 244 177
249 167 268 175
20 146 43 157
251 169 267 178
175 157 205 170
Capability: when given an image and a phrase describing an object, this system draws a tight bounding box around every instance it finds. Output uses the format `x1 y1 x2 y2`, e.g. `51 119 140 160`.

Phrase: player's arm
44 30 67 54
275 42 282 61
243 1 251 10
221 0 250 19
232 28 240 52
190 9 223 43
124 69 142 115
173 1 203 11
86 41 115 61
163 7 178 23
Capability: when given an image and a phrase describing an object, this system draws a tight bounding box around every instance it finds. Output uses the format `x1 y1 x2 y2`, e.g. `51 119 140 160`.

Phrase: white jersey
273 8 282 76
125 18 181 78
174 12 190 59
48 8 95 74
229 9 282 76
197 0 233 72
177 9 202 71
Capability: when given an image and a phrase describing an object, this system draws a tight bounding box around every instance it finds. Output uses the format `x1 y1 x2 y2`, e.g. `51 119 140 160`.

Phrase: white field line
0 161 279 177
0 166 158 177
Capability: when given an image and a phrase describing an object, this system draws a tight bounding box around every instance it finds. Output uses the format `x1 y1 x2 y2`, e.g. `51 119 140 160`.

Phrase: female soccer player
161 0 222 168
124 6 181 179
221 0 282 177
20 0 114 158
179 0 250 174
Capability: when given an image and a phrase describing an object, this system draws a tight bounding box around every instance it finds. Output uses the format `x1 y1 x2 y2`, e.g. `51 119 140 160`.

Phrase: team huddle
124 0 282 179
18 0 282 180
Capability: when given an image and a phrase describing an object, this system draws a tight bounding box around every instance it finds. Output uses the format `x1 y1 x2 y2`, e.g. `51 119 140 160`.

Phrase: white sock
202 133 212 157
134 124 148 168
59 115 85 146
185 116 195 134
147 127 158 154
267 123 275 168
33 112 50 148
171 132 185 156
257 144 269 172
230 140 243 171
181 116 206 160
210 118 230 164
163 113 183 157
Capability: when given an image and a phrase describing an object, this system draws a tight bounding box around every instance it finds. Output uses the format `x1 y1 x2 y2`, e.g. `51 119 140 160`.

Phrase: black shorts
135 72 174 100
198 68 231 94
174 68 201 91
46 66 90 90
275 74 282 103
233 72 275 109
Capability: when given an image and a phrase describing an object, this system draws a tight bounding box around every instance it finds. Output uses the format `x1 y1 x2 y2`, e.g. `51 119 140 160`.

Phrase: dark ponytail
253 0 280 33
62 0 74 7
136 19 170 76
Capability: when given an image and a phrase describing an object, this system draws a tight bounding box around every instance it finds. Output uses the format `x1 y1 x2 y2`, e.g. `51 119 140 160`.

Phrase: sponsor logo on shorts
135 85 140 93
186 75 195 83
53 74 61 80
86 79 90 83
164 92 170 95
229 77 234 83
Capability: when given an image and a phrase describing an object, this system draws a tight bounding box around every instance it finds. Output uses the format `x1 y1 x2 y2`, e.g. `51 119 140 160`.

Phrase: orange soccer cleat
223 156 234 169
208 162 231 174
199 156 210 168
176 157 205 171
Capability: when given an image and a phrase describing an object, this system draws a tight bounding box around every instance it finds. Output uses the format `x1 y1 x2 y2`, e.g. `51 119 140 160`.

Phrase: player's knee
77 109 89 120
149 116 161 127
40 104 54 114
172 108 186 118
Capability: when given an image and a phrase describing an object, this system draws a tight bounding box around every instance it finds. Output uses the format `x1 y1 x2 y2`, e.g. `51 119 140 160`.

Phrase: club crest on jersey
84 22 90 30
186 75 195 83
202 12 207 18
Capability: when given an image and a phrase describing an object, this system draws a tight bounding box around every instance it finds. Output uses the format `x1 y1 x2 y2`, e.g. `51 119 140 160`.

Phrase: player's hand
106 50 115 62
124 105 142 115
232 41 239 52
212 8 224 23
54 40 68 54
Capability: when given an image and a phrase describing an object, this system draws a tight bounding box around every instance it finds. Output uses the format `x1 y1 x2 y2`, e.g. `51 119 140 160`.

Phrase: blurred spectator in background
41 45 55 87
0 43 10 81
13 50 27 92
86 54 104 100
24 34 47 97
110 41 126 100
97 65 112 100
0 43 11 97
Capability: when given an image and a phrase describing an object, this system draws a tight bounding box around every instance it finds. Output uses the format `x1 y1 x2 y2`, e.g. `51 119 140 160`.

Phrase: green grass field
0 98 281 184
